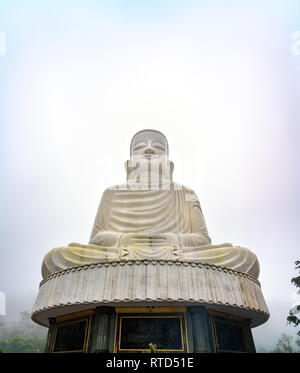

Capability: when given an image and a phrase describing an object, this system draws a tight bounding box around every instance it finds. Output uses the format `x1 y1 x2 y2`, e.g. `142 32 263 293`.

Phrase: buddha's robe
89 184 210 241
41 183 259 279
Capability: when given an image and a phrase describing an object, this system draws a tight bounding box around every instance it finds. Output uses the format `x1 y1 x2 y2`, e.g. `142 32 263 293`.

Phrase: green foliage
287 261 300 337
291 261 300 286
271 333 294 353
0 336 44 353
258 334 300 353
0 311 47 353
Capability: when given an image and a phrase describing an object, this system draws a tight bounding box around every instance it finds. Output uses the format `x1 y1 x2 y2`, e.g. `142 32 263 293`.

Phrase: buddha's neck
126 157 173 187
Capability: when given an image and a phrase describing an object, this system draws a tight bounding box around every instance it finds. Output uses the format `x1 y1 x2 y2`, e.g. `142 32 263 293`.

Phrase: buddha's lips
143 154 155 159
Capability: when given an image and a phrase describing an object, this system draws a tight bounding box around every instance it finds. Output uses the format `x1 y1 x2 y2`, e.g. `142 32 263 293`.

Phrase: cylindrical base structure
32 260 269 353
42 306 256 353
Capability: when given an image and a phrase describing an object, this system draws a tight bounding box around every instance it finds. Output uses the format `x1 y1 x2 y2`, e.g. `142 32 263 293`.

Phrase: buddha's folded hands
89 231 122 247
179 233 211 247
119 232 180 247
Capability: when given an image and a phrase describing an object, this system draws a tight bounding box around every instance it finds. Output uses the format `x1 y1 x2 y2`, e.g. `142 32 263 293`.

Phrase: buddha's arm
190 204 211 243
179 190 211 247
89 189 122 247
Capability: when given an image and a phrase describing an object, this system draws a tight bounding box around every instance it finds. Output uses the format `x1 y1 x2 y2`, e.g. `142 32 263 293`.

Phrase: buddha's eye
133 142 147 151
153 143 165 151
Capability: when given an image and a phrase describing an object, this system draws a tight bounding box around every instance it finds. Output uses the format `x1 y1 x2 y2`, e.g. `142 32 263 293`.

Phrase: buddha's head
130 129 169 159
126 129 174 186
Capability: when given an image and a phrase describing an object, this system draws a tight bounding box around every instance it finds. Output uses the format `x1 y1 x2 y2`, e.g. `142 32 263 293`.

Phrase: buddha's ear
125 160 129 179
169 161 174 178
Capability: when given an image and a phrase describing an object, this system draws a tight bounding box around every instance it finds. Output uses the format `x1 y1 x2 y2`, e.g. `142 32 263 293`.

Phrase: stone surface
32 129 269 350
32 260 268 328
41 129 260 279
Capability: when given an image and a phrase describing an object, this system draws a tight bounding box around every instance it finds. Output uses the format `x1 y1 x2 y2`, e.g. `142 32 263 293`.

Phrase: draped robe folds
91 187 192 236
41 182 260 279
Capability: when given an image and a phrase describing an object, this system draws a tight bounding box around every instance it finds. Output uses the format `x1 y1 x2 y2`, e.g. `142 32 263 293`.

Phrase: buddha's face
131 130 168 159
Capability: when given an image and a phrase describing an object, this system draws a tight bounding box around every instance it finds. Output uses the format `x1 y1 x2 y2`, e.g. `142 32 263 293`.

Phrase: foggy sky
0 0 299 351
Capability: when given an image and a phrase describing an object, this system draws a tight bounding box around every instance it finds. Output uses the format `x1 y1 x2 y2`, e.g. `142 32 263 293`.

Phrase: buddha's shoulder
102 184 128 193
102 184 149 194
177 185 200 203
100 184 198 196
178 184 197 194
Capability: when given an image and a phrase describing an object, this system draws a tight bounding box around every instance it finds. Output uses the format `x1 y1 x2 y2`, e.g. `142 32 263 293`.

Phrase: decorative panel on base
43 306 256 353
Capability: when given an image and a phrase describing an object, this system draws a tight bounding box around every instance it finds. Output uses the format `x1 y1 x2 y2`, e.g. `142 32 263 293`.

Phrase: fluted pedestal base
33 260 269 353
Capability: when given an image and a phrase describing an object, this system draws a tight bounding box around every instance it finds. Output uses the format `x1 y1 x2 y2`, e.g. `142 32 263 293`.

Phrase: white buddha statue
42 130 259 279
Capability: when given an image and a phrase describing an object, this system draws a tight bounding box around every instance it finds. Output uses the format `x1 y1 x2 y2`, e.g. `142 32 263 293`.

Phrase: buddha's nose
144 147 155 155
